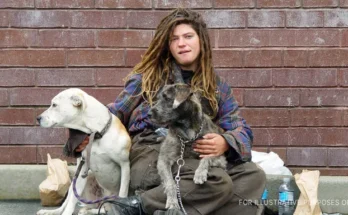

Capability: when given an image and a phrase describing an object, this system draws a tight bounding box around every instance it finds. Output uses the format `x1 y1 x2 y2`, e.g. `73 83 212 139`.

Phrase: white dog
36 88 131 215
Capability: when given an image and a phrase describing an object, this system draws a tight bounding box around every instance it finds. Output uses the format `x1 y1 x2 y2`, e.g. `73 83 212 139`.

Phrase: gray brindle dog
148 84 227 210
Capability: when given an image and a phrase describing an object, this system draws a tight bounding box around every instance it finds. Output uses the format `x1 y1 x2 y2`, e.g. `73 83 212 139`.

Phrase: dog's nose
36 116 41 123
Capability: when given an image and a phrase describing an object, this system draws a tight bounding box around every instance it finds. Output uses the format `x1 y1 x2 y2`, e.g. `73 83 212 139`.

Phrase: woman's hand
193 133 229 158
75 136 89 152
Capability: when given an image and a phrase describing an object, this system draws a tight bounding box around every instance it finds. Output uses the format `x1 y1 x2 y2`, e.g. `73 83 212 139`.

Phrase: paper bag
39 153 71 206
294 170 322 215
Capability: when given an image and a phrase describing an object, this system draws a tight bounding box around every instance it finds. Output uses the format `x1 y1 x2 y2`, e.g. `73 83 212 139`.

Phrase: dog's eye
52 103 57 107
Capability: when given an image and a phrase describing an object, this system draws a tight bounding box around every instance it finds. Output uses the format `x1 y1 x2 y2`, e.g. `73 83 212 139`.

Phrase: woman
79 8 266 215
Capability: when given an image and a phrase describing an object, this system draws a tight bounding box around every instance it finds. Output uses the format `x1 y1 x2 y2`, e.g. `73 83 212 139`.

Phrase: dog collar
177 117 204 144
94 111 113 139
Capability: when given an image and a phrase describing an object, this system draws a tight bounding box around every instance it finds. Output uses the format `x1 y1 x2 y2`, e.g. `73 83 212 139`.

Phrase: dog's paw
78 207 89 215
165 199 180 210
36 209 59 215
193 169 208 184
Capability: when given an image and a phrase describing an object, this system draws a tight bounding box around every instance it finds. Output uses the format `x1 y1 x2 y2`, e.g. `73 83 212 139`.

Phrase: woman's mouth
179 50 190 54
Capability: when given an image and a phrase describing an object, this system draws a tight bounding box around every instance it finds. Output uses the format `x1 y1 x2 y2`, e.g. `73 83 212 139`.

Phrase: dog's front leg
193 157 211 184
157 154 179 210
62 172 89 215
118 160 130 197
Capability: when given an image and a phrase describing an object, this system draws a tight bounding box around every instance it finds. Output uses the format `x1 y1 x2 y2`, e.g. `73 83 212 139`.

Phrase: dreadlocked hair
127 8 218 118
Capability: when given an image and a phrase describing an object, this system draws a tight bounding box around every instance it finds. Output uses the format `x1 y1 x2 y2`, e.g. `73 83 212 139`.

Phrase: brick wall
1 0 348 175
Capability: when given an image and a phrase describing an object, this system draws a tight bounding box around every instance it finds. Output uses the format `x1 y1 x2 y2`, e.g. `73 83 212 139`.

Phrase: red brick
10 88 62 106
273 68 337 87
255 128 333 146
0 29 36 47
286 11 324 27
208 29 216 48
71 11 127 28
291 109 344 127
0 50 65 67
0 128 10 144
128 11 169 29
317 128 348 146
125 49 146 67
340 30 348 46
244 49 282 67
37 69 95 86
37 146 75 164
309 49 337 67
309 49 348 67
0 146 37 164
212 50 243 67
9 10 70 28
218 30 269 47
0 69 35 87
248 11 285 27
215 69 272 87
0 108 36 125
96 0 151 8
0 89 9 106
252 147 268 153
0 11 8 27
301 89 348 106
339 68 348 86
36 0 94 8
201 10 246 28
252 128 288 146
154 0 212 8
295 29 340 46
284 50 308 67
241 108 290 127
257 0 301 8
329 148 348 166
232 89 244 106
98 30 153 48
325 11 348 27
82 88 124 105
0 0 34 8
245 89 300 107
287 148 327 167
96 68 131 86
35 30 95 48
344 108 348 125
341 0 348 7
68 50 124 67
268 30 296 46
2 127 66 145
214 0 255 8
304 0 339 7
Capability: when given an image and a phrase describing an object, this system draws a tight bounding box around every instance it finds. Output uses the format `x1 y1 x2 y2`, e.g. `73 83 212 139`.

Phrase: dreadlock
127 8 218 117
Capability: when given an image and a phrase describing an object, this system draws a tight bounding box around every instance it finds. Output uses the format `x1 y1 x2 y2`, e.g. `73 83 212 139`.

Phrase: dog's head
37 88 86 128
148 84 201 125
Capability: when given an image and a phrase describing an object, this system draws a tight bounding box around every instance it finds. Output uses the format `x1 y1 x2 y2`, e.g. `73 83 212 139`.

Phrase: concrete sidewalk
1 165 348 214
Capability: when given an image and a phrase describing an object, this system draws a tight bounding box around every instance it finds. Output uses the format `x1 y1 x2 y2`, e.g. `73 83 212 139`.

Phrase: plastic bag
251 150 292 175
294 170 322 215
39 153 71 206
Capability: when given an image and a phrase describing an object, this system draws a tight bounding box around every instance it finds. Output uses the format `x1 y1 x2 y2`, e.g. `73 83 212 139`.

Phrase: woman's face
169 23 200 71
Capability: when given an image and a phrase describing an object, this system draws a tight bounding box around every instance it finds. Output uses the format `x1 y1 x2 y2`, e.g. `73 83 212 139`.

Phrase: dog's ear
173 84 192 109
70 95 83 107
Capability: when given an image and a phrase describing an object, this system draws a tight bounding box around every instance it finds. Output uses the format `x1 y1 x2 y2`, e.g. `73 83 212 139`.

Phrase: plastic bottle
278 177 295 215
261 187 268 205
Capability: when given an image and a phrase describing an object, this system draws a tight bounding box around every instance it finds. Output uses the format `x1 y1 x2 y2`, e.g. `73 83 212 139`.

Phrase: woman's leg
211 162 266 215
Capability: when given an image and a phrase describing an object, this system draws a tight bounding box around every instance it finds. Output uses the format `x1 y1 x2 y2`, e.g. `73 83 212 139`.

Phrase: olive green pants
129 130 266 215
